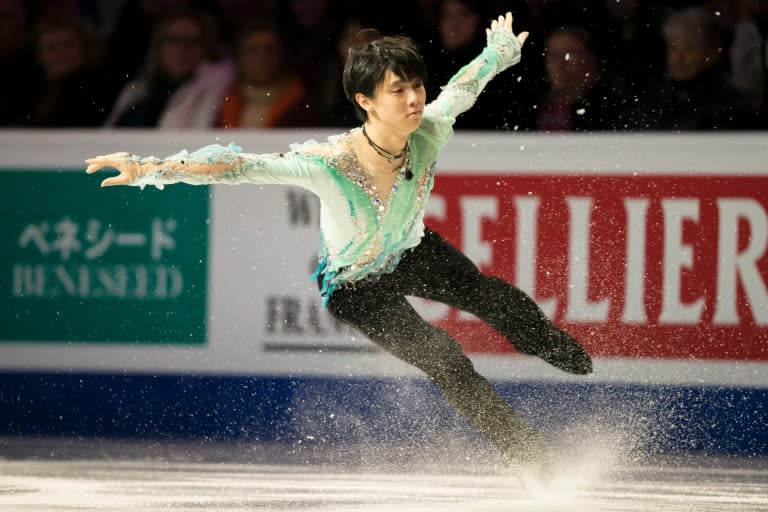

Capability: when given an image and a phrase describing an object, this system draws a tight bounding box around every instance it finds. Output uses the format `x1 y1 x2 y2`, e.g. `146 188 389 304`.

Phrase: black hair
342 29 427 122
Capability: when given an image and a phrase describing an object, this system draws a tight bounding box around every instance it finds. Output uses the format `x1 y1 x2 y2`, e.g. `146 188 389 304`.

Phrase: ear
355 92 374 113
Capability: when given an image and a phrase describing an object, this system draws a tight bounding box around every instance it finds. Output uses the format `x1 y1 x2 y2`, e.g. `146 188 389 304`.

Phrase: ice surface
1 438 767 511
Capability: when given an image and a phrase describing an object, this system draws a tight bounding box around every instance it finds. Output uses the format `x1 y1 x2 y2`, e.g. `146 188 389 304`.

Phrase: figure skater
86 13 592 476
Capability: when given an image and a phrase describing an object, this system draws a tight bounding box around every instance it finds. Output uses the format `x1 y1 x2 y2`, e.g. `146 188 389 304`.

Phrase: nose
407 87 422 106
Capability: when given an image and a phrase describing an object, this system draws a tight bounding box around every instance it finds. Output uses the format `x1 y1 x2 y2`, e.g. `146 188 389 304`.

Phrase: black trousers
323 229 590 466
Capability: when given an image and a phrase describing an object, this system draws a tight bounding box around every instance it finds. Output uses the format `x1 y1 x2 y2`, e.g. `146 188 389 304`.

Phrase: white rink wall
1 130 766 385
0 130 766 455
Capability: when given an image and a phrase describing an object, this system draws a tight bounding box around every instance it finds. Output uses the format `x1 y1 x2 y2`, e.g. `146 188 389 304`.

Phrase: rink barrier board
1 171 209 343
1 130 767 455
0 372 766 456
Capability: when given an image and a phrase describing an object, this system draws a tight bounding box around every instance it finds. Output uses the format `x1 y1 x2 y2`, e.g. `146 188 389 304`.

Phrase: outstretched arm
426 12 529 123
86 143 318 189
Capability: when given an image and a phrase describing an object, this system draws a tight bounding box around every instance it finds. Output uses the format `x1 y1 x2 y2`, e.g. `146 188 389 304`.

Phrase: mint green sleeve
128 142 323 191
421 27 524 143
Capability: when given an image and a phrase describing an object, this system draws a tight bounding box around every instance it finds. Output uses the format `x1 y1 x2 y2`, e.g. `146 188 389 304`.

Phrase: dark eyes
392 83 424 93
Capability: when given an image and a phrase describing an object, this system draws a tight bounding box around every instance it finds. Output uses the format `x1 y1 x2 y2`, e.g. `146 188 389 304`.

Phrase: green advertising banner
0 171 208 344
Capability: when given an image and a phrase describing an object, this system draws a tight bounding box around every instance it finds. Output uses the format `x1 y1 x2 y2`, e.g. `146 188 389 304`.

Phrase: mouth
408 110 422 118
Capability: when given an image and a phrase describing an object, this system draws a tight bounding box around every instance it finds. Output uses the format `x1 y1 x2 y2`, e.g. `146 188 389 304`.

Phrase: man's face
439 0 480 51
363 70 426 134
239 30 283 85
545 32 596 93
666 27 718 82
160 18 206 81
38 27 85 79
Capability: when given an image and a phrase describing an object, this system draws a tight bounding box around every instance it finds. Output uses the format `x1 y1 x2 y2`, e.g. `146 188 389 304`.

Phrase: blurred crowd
1 0 766 131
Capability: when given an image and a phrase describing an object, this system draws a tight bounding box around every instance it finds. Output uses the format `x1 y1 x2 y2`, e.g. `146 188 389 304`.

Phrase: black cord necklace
362 125 407 164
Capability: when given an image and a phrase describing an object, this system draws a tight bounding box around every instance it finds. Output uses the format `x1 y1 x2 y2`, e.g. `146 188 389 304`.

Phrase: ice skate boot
500 430 552 487
515 325 593 375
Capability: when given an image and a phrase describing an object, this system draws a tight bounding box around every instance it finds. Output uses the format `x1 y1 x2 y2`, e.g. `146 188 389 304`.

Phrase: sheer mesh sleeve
423 27 523 131
125 143 321 191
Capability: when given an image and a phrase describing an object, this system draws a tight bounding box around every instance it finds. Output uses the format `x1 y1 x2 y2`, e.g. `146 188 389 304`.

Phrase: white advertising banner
1 130 767 387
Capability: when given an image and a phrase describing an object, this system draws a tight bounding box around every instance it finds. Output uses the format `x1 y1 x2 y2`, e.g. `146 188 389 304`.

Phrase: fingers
100 174 130 187
518 31 529 45
85 156 115 174
86 155 127 186
85 163 100 174
86 153 136 187
489 12 517 33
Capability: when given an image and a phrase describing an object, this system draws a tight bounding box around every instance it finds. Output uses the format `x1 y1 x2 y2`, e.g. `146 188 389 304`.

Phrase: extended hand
486 12 529 46
85 153 143 187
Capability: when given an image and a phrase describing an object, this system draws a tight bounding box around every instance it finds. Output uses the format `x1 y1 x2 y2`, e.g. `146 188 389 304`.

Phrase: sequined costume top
126 28 523 303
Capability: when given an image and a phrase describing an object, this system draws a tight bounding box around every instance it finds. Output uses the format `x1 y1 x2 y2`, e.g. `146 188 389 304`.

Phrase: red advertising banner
427 175 768 361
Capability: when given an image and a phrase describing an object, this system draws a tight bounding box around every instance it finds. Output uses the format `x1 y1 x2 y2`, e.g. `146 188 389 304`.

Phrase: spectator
525 0 610 40
78 0 155 91
19 15 114 127
638 6 755 130
3 0 766 131
708 0 766 115
105 8 233 128
79 1 224 93
217 23 315 128
278 0 340 116
0 0 41 125
426 0 521 130
534 26 627 131
321 17 365 127
599 0 666 101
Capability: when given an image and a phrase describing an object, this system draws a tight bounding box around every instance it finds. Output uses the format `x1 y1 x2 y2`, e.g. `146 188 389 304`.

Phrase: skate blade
515 466 553 493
